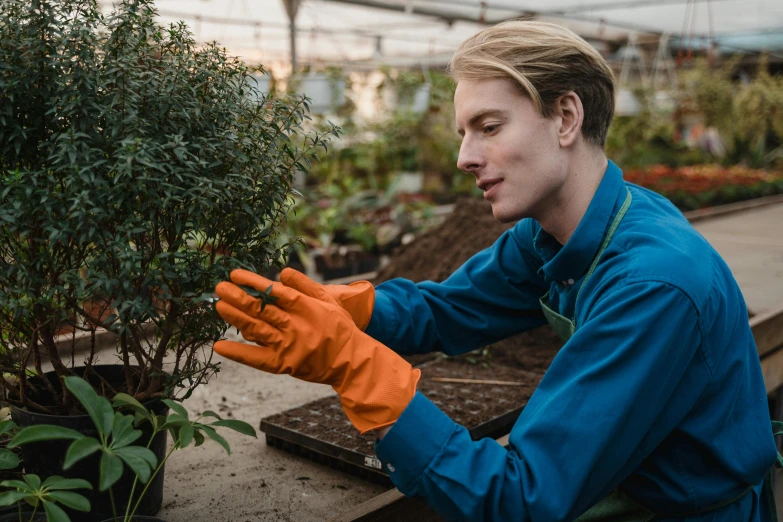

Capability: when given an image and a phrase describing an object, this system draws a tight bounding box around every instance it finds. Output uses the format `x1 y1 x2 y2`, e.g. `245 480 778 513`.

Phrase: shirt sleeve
374 281 710 522
364 219 548 356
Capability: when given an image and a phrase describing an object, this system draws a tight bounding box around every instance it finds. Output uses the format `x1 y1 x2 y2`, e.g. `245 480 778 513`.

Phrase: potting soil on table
377 196 564 373
375 197 512 285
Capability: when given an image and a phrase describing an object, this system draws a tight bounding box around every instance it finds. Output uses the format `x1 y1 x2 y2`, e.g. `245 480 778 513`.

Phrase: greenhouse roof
121 0 783 68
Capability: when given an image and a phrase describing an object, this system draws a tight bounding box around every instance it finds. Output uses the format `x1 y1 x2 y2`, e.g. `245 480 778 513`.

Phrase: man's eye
484 125 499 133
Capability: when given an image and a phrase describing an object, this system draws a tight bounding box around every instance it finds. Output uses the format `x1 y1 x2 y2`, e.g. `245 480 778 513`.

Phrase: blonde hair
449 20 616 147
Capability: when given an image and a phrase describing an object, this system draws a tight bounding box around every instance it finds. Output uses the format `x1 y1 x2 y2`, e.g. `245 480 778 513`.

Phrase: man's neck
537 151 608 246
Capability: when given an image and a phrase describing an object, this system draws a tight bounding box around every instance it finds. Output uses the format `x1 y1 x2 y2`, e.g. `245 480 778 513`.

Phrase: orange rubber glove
213 269 420 434
280 268 375 331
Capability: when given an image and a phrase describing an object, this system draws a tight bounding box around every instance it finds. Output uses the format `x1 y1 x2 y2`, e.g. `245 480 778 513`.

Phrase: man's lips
477 178 503 192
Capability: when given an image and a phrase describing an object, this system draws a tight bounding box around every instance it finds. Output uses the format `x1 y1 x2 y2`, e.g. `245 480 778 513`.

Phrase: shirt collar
534 160 625 284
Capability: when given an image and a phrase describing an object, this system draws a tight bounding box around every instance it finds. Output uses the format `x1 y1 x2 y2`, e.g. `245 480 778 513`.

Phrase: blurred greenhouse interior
87 0 783 282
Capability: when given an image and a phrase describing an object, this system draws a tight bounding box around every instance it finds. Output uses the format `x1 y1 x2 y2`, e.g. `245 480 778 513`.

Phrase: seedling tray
259 358 544 485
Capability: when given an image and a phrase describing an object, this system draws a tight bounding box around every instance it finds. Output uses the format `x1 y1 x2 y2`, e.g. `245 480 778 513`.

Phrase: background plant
0 0 338 411
734 55 783 165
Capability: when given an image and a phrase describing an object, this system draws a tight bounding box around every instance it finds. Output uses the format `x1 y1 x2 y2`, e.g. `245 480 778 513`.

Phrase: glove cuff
329 280 376 331
334 348 420 434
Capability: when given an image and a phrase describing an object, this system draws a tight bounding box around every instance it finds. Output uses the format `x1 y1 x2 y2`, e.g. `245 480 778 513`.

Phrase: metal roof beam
319 0 663 39
315 0 532 25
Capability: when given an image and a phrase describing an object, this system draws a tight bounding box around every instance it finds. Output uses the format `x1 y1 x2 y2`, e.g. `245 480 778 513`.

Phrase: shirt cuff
374 392 457 495
364 288 396 340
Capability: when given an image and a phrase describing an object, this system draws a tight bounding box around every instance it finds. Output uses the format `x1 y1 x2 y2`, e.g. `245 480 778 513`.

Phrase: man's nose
457 138 485 174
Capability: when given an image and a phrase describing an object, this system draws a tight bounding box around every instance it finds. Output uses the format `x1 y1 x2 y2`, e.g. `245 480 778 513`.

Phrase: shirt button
387 463 396 472
567 278 575 285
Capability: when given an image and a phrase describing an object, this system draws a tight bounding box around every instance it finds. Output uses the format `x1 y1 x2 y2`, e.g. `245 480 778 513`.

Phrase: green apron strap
539 188 632 343
539 290 576 340
572 188 632 328
574 489 655 522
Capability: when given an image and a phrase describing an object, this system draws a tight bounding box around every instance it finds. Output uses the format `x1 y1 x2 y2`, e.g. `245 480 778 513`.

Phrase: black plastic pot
10 366 170 522
0 513 45 522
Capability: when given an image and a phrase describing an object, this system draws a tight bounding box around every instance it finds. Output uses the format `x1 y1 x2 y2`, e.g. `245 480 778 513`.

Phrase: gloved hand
280 268 375 331
213 269 420 434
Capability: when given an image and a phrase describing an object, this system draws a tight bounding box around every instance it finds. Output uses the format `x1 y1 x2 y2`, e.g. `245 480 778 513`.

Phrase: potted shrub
0 0 337 519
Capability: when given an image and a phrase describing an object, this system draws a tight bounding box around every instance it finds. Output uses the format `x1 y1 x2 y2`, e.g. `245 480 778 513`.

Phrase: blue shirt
367 161 777 522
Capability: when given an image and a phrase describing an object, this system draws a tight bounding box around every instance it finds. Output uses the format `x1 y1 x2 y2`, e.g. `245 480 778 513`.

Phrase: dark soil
261 358 544 457
375 197 512 285
375 196 564 372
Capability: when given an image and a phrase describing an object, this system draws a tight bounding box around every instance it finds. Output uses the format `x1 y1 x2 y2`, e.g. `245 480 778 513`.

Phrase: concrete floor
693 203 783 314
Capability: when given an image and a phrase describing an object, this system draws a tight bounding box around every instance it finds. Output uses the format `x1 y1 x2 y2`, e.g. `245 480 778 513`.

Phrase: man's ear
555 91 584 148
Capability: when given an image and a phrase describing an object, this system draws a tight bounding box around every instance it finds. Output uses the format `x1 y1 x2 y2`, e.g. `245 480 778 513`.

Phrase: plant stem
123 475 140 522
127 444 178 521
109 487 118 522
27 504 37 522
123 428 162 521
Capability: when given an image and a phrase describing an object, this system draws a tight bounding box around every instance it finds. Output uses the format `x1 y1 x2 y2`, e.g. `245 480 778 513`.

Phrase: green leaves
113 393 149 420
0 490 27 507
9 425 84 448
3 375 257 514
64 376 114 439
199 426 231 455
115 446 157 484
211 420 257 438
46 491 91 511
187 410 257 455
63 438 101 469
177 424 194 448
0 474 91 521
143 401 256 454
43 500 73 522
61 416 155 491
0 419 17 437
0 449 19 470
161 399 188 418
111 413 142 448
1 0 334 415
238 284 279 312
99 452 123 492
41 477 92 491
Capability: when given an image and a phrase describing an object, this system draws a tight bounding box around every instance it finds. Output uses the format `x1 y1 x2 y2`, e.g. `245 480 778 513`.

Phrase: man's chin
490 203 525 224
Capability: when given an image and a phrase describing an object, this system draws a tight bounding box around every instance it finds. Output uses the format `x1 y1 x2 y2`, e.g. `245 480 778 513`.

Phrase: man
212 21 779 521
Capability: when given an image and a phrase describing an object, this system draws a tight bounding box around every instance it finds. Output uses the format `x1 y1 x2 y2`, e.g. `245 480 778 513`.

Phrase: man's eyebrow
457 109 507 134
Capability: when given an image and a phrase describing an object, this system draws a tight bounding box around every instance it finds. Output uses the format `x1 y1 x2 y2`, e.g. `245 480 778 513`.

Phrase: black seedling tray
259 358 543 485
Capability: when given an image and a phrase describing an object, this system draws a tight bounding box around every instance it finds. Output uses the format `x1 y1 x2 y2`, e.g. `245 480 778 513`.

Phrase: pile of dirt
374 197 563 372
375 197 512 284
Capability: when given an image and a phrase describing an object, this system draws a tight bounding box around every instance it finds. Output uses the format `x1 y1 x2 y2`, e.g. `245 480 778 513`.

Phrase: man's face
455 77 566 223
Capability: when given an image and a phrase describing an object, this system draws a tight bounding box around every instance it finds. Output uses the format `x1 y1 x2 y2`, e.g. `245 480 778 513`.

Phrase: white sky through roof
101 0 783 68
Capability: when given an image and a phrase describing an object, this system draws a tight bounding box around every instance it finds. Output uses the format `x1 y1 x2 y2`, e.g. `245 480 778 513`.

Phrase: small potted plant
0 0 337 520
0 375 255 521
